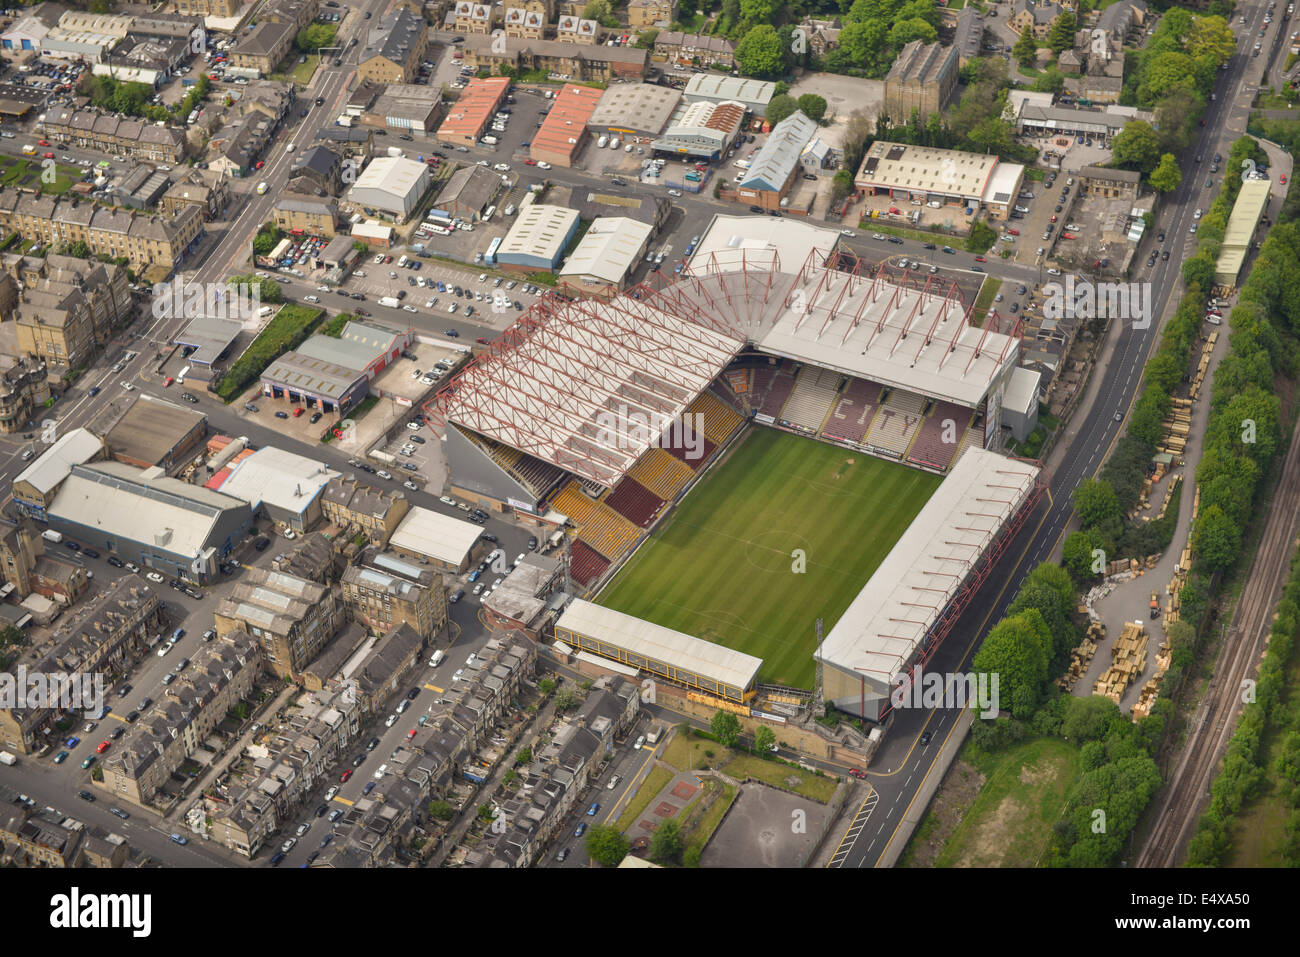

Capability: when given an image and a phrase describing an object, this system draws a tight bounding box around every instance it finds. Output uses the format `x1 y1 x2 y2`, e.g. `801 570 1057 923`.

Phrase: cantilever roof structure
817 448 1041 694
431 292 745 488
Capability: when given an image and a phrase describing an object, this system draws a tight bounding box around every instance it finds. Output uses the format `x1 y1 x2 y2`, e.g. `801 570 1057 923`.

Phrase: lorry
481 135 498 146
378 295 401 308
42 530 63 544
0 751 15 766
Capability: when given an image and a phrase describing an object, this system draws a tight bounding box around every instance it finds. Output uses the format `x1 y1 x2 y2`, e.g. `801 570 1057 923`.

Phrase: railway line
1138 411 1300 867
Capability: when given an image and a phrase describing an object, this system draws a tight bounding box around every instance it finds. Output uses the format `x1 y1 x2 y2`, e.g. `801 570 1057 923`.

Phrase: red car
888 206 901 215
848 767 866 779
340 768 354 783
1282 173 1289 184
163 376 174 387
293 407 304 417
973 255 986 263
1061 232 1076 240
1049 214 1058 223
523 158 537 166
96 741 110 754
42 152 53 159
254 160 264 169
407 729 418 740
37 139 49 146
1007 228 1020 236
475 336 488 344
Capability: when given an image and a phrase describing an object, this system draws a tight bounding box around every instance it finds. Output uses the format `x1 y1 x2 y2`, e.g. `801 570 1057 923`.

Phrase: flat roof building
387 505 485 573
735 109 817 211
347 156 432 223
173 314 242 368
854 141 1025 219
1215 177 1272 288
588 84 681 140
433 163 502 222
216 445 341 532
531 83 602 168
495 204 580 272
103 394 206 475
12 428 105 521
260 352 370 416
47 462 253 582
651 99 745 159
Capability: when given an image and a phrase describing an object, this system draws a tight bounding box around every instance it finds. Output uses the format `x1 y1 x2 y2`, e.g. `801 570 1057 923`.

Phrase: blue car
575 822 587 837
88 386 100 397
468 569 481 583
363 781 376 795
437 281 446 292
66 736 80 748
170 833 188 845
587 802 599 816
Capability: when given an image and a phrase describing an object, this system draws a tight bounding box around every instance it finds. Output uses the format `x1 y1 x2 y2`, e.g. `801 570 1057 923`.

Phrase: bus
484 236 501 266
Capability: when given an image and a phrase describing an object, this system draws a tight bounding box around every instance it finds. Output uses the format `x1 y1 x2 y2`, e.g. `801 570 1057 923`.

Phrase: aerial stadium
427 215 1045 723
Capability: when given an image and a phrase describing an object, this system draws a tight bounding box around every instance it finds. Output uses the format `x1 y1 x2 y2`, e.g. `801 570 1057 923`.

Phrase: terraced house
98 632 261 806
272 193 340 238
0 356 48 434
463 34 648 81
0 190 202 274
214 568 341 679
341 549 447 640
0 576 163 755
41 107 186 163
230 20 295 76
13 253 133 369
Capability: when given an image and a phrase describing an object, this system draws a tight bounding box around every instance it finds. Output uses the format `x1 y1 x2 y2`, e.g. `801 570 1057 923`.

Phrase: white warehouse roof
15 428 103 494
556 599 763 693
216 446 340 517
559 216 653 284
498 203 579 264
817 449 1040 691
389 505 484 566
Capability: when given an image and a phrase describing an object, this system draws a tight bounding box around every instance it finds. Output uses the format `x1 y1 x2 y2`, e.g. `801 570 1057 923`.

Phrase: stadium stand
666 435 716 468
865 405 922 457
907 400 974 472
781 366 842 433
552 480 644 561
821 377 880 445
453 425 568 499
756 367 797 420
627 447 697 500
569 540 611 586
958 425 984 459
605 476 666 527
688 391 744 445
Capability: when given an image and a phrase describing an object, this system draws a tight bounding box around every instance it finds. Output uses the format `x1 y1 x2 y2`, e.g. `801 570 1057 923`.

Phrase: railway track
1137 415 1300 867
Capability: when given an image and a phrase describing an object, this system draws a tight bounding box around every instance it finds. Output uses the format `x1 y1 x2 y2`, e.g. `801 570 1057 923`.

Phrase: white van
304 295 320 303
177 365 190 384
483 204 496 222
429 649 446 667
256 181 268 194
398 254 408 268
597 134 608 149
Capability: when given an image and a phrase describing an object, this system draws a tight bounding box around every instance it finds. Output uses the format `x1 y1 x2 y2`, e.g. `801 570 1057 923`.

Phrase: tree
538 677 555 694
554 688 579 711
1185 15 1236 65
796 93 828 122
889 18 937 47
754 725 776 754
1112 121 1161 173
296 23 337 52
428 799 454 820
1061 694 1121 742
583 0 611 20
966 220 997 253
1013 25 1037 67
1063 529 1103 581
1192 503 1242 570
649 818 684 864
735 24 786 78
633 28 659 49
1032 67 1065 94
1149 153 1183 193
739 0 772 25
970 609 1052 719
1046 12 1076 54
766 93 798 125
710 710 741 747
1073 477 1121 529
515 747 532 765
585 824 629 866
832 20 890 75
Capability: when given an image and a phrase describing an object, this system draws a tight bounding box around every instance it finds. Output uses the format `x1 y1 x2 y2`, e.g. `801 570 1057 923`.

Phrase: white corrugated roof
557 599 762 691
389 505 483 565
14 428 103 494
817 449 1040 690
558 216 653 284
217 446 339 515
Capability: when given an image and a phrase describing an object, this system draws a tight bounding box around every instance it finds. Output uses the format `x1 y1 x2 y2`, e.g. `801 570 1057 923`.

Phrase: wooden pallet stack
1131 636 1172 721
1058 621 1103 692
1154 474 1181 522
1189 333 1218 402
1093 620 1148 703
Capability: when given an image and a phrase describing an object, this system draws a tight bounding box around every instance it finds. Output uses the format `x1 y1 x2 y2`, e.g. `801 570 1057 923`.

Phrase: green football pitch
596 427 943 688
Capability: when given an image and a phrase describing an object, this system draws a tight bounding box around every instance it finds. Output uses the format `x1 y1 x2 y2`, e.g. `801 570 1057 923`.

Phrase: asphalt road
827 0 1276 869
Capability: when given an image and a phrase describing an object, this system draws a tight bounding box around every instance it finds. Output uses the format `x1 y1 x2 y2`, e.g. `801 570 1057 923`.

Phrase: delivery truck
378 295 401 308
42 529 64 544
0 751 17 766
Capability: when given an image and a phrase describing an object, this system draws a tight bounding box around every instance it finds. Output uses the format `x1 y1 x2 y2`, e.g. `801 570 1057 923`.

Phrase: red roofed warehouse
436 77 510 149
530 83 602 169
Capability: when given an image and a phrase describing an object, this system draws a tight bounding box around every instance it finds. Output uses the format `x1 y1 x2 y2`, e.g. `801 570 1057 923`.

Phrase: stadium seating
865 405 922 457
568 540 611 587
906 401 973 472
821 378 881 445
605 476 665 527
552 480 644 562
958 426 985 459
781 367 842 433
629 447 697 500
756 369 796 420
688 391 744 445
883 388 927 417
666 435 715 469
